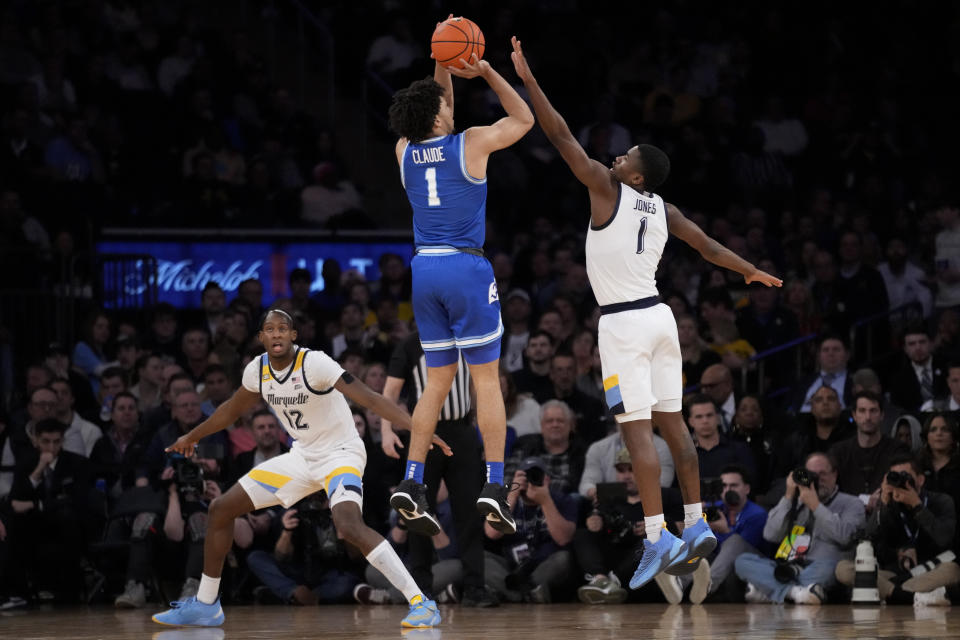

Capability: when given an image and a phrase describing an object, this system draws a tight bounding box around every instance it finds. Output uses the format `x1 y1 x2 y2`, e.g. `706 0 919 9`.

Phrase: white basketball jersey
585 184 668 306
241 347 360 458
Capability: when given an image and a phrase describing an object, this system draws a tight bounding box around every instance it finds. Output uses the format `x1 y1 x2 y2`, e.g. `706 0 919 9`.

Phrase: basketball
431 17 485 69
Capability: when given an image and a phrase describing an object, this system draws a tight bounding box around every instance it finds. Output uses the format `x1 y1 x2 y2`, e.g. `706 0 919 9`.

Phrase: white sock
366 540 423 604
683 503 702 528
197 574 220 604
644 514 665 543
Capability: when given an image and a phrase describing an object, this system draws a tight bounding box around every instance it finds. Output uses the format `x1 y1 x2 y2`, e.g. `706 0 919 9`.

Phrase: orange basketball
431 17 485 69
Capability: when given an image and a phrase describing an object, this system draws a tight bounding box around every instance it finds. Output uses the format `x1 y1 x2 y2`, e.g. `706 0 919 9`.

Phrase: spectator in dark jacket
89 391 152 497
828 391 909 510
7 419 92 601
138 390 229 487
233 409 288 482
687 394 756 483
919 412 960 549
506 400 587 495
886 328 949 413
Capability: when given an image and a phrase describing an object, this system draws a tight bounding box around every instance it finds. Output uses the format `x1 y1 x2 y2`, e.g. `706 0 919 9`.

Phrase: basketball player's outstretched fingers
165 435 197 457
511 36 532 81
747 270 783 287
430 434 454 456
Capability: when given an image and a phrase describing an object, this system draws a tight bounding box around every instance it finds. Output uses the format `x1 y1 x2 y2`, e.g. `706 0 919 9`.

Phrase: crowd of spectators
2 266 959 609
2 0 960 613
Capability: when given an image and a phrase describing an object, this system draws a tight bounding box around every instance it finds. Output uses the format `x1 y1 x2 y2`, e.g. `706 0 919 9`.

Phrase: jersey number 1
282 409 309 430
636 216 648 254
425 167 440 206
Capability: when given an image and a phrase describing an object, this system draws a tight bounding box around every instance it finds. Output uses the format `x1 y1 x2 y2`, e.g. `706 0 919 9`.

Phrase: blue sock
487 461 504 485
405 460 424 484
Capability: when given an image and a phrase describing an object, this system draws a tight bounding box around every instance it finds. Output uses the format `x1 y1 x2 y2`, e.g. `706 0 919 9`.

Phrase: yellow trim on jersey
603 374 620 391
293 349 306 372
323 465 363 490
248 469 293 490
261 348 307 382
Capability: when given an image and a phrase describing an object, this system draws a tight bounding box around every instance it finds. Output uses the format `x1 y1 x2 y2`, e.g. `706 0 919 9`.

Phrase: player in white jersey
153 310 452 629
510 38 782 590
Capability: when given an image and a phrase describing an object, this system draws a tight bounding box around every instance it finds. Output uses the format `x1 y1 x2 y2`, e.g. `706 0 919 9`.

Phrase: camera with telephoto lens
701 478 724 522
885 470 915 490
792 468 818 489
774 557 809 583
594 482 633 544
597 507 633 544
296 492 340 561
297 492 330 530
168 455 204 501
525 466 545 487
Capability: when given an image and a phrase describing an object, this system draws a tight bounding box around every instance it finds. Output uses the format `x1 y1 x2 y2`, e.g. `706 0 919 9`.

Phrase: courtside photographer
835 454 958 606
574 448 682 604
735 452 864 604
484 457 578 603
245 491 363 605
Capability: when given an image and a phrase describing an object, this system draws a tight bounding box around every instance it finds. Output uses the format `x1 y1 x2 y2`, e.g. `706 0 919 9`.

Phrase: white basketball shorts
597 302 683 421
238 440 367 509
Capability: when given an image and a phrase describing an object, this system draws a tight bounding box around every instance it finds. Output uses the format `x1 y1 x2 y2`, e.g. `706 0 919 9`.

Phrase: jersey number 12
425 168 441 207
282 409 309 430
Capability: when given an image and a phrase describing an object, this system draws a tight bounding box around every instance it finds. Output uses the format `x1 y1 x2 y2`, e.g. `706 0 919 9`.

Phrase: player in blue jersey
387 38 533 537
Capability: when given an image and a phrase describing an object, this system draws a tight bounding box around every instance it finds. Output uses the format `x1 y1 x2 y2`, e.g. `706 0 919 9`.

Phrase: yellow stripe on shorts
603 374 620 392
248 469 293 491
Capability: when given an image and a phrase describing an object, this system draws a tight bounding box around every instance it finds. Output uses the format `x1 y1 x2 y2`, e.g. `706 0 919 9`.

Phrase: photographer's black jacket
866 490 955 568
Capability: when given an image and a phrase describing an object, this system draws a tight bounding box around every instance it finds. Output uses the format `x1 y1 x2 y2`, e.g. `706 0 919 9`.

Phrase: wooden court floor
2 603 960 639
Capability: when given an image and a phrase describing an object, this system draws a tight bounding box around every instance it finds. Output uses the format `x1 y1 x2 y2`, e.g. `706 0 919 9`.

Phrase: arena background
1 1 959 637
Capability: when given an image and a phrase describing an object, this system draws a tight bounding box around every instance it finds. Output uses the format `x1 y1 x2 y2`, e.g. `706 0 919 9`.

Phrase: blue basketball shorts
411 250 502 367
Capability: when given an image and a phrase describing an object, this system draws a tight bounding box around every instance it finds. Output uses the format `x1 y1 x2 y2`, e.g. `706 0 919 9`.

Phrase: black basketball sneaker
390 479 441 536
476 482 516 534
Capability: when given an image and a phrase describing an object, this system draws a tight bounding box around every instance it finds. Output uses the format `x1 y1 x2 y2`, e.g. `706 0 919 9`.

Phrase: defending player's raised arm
451 54 533 155
509 36 613 196
165 387 262 456
666 202 783 288
335 372 453 456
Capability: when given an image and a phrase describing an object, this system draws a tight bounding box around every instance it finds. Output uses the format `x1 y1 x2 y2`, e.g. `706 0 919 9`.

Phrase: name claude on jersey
265 392 309 407
410 147 446 164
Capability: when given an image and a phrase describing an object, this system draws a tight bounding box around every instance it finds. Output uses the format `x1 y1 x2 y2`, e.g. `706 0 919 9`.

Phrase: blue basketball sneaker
152 597 225 627
629 529 686 590
401 598 441 628
664 516 718 576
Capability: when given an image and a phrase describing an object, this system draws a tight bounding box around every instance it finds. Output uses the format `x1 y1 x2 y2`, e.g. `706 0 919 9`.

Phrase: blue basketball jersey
401 132 487 249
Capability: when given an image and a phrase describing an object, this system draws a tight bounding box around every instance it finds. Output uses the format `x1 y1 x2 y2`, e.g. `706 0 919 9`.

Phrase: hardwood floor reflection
1 603 958 639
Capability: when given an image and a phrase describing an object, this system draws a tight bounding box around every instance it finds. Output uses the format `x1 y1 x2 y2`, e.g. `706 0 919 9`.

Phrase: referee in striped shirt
381 331 493 607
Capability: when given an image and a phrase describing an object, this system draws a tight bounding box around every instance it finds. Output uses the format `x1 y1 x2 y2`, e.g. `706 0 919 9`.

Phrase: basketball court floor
2 603 959 639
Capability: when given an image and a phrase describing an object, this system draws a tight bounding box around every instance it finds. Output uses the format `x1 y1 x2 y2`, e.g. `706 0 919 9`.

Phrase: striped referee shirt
388 331 472 421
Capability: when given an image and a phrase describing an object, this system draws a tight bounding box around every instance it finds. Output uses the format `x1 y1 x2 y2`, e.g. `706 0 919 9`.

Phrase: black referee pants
407 417 486 593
